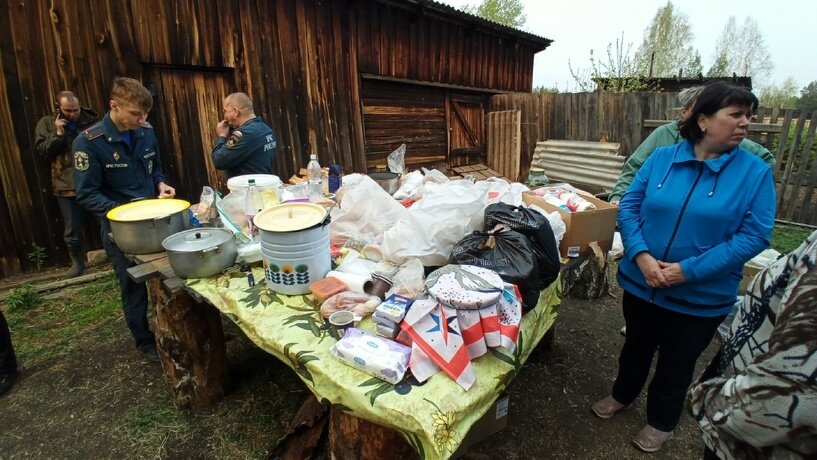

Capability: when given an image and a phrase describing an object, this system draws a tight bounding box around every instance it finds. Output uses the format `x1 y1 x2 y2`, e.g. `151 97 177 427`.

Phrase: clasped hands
635 252 686 288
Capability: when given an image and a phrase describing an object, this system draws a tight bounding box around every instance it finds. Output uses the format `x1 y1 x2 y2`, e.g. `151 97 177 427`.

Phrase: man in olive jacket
33 91 98 277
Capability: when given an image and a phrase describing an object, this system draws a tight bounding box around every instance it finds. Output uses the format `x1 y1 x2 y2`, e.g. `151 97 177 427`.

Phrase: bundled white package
329 328 411 384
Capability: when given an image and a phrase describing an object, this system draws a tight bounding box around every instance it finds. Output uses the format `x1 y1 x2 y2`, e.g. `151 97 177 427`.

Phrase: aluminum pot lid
107 199 191 222
254 203 327 232
426 264 504 310
162 228 235 252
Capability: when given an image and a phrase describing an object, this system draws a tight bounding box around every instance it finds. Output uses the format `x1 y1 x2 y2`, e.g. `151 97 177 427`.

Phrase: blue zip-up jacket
72 113 167 218
617 140 776 317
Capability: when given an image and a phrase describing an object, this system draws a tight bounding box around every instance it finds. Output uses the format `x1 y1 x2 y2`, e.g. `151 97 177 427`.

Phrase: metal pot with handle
367 172 401 195
106 199 191 254
162 228 238 278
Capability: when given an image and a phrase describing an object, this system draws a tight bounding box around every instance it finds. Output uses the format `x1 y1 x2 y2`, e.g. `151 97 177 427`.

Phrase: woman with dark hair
590 81 777 453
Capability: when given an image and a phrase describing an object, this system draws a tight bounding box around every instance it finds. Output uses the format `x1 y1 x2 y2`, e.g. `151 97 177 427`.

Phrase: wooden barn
0 0 551 276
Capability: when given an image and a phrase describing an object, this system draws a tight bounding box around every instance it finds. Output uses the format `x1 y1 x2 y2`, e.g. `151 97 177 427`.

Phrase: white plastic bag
330 176 407 245
386 258 426 298
381 181 491 265
387 144 406 174
392 170 424 200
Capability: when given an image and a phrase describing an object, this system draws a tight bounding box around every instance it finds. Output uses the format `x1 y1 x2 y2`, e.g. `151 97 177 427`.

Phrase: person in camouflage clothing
691 230 817 459
33 91 98 277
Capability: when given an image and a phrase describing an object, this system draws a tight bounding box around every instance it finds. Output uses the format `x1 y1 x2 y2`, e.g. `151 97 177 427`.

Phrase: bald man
211 92 276 179
33 91 99 277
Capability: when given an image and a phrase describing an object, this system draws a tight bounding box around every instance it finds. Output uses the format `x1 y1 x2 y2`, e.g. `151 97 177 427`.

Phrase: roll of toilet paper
326 270 372 293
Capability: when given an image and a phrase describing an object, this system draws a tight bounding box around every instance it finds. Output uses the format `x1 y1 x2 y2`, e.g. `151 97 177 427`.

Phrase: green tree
569 33 653 92
462 0 526 28
634 2 702 77
797 81 817 112
707 16 774 85
759 77 799 109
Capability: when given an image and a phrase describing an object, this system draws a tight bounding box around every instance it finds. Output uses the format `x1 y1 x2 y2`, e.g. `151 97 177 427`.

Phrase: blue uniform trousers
100 219 154 350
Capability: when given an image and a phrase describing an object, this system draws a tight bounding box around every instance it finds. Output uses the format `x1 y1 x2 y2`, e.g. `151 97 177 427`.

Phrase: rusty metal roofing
375 0 553 52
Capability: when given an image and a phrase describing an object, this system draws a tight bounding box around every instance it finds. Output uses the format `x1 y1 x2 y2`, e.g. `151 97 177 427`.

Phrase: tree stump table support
328 408 418 459
561 246 610 300
147 277 229 409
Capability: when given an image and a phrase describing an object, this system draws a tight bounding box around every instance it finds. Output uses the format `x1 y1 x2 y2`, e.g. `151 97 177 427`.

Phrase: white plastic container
227 174 282 192
254 203 331 295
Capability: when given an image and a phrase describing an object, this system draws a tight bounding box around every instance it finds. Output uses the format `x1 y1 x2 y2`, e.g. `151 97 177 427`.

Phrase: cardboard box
523 192 618 259
738 262 763 295
451 393 509 459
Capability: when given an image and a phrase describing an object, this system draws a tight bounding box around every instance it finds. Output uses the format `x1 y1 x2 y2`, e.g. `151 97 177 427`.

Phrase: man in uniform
211 92 276 179
73 77 175 362
33 91 99 277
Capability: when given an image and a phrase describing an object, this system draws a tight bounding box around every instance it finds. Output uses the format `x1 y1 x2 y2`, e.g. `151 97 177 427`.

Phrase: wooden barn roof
377 0 553 52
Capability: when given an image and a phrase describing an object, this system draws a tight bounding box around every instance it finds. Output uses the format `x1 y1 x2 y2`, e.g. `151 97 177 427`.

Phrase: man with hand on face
73 77 175 363
33 91 99 277
211 92 276 179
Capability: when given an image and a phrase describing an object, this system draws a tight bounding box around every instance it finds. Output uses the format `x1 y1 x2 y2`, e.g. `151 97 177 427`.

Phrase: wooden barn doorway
143 67 234 200
360 77 490 172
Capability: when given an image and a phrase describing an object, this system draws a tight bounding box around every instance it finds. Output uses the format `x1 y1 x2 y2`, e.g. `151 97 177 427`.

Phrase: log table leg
147 278 228 408
561 251 610 300
328 408 418 459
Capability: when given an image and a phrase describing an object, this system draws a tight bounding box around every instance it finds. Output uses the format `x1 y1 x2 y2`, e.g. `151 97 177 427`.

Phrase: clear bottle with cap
307 154 322 197
245 178 264 238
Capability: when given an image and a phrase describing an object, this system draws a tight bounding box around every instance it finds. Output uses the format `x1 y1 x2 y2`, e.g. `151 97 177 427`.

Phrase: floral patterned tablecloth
186 267 561 459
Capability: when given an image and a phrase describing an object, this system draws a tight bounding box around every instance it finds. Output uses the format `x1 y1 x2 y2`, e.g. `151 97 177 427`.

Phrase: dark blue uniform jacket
211 117 276 179
72 112 167 218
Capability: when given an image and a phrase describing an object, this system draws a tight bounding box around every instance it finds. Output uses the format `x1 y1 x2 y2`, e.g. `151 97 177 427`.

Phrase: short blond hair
110 77 153 112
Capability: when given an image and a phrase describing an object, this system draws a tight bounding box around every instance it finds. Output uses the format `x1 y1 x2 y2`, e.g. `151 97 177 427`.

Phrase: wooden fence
486 110 521 181
489 92 817 226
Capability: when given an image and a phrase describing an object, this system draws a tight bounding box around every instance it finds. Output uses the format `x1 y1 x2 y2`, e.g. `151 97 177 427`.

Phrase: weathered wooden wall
0 0 545 276
486 110 520 181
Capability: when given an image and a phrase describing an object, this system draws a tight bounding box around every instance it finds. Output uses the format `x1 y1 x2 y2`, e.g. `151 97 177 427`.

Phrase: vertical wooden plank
793 112 817 222
777 113 806 212
773 110 794 178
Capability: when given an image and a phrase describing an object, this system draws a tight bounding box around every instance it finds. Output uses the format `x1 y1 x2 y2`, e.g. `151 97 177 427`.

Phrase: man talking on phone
33 91 99 277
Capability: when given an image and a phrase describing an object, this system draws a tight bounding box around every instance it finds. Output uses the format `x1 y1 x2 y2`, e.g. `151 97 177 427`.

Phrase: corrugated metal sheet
532 140 624 192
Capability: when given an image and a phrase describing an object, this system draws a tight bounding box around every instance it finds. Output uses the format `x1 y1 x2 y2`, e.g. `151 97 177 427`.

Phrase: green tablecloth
187 267 561 459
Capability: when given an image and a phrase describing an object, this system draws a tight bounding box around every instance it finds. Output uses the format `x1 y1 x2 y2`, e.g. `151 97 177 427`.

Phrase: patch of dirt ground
0 272 716 459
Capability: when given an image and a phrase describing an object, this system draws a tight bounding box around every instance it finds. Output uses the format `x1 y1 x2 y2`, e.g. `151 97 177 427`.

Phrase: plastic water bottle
245 179 263 238
307 154 322 196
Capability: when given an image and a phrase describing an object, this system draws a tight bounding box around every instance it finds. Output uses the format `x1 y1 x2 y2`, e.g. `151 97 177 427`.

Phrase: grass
4 272 122 367
770 223 814 254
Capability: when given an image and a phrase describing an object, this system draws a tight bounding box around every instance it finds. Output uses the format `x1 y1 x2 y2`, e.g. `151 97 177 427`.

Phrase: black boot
65 247 86 278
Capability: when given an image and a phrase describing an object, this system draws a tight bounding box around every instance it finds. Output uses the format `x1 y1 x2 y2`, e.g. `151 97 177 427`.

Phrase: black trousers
612 290 724 432
56 196 87 250
100 219 154 350
0 308 17 375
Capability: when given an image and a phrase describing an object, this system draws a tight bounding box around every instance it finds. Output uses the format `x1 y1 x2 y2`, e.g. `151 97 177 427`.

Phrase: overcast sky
440 0 816 93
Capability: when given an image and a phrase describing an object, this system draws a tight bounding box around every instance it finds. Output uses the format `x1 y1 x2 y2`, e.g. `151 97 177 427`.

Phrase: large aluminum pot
106 199 190 254
367 172 400 195
162 228 237 278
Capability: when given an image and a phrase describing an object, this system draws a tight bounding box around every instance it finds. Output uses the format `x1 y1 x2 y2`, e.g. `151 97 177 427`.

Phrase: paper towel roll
326 270 372 293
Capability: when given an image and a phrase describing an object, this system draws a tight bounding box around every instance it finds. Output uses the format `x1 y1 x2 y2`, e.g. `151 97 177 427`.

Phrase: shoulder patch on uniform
82 123 105 140
226 130 243 149
140 121 153 129
74 151 90 171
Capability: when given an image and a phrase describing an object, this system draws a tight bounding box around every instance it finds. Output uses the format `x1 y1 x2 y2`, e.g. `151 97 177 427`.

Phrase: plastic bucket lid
227 174 282 191
254 203 327 233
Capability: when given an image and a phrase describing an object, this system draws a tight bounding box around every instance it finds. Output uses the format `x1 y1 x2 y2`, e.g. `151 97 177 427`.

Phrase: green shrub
4 284 41 312
27 244 48 270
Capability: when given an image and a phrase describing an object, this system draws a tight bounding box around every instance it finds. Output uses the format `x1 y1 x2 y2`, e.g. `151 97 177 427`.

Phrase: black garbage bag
449 227 540 312
484 202 560 291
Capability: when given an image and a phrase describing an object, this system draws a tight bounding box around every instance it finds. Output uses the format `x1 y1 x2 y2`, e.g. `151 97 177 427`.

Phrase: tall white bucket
254 203 331 295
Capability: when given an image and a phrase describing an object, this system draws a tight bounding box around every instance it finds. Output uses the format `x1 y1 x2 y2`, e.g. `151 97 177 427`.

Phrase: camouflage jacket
33 107 99 196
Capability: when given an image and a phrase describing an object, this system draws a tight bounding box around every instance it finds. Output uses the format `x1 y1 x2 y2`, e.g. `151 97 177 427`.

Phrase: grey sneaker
591 395 631 419
633 425 673 452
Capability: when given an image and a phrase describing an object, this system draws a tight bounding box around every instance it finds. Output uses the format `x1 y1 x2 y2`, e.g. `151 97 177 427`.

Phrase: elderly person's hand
635 252 671 288
157 182 176 199
657 260 686 286
216 120 231 137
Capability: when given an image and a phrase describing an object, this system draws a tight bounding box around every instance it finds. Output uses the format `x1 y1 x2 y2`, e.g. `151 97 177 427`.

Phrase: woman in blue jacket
591 82 776 453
